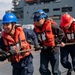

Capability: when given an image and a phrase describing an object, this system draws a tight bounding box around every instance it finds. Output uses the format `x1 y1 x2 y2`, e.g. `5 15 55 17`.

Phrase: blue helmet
33 10 47 21
2 12 18 23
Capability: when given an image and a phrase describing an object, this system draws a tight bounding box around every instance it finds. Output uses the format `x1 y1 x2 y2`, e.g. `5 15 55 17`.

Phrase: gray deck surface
0 51 74 75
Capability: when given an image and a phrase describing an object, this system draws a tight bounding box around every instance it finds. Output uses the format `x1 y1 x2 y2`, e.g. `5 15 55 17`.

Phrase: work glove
27 39 33 45
7 50 17 57
51 46 59 53
0 50 8 61
60 42 66 47
34 45 41 51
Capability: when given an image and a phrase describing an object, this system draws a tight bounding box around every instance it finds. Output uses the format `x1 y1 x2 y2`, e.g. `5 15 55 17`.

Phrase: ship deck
0 50 74 75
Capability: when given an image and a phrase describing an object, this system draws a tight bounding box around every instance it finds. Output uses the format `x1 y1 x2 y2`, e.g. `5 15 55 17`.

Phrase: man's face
64 24 71 29
34 18 45 27
3 23 12 33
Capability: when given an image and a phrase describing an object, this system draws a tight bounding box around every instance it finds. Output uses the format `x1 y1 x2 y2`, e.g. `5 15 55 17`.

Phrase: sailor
23 28 40 50
0 12 35 75
60 13 75 75
32 9 64 75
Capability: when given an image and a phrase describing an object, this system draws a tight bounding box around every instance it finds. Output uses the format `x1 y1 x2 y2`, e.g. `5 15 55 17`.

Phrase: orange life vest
34 20 55 46
2 26 31 62
61 21 75 42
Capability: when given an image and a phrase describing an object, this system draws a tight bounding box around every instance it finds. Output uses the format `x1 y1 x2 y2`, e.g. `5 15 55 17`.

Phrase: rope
0 42 75 57
57 42 75 46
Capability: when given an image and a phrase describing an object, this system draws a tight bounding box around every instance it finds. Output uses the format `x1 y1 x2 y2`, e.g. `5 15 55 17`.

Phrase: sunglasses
34 19 40 22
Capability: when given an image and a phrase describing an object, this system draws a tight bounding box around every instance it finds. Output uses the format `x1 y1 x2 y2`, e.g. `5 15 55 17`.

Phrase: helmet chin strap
9 23 15 35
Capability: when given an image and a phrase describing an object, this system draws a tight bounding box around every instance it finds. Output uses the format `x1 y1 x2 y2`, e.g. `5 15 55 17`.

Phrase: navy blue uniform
23 28 39 45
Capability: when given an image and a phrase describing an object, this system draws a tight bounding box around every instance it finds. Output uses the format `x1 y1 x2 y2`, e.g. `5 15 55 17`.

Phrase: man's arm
23 28 39 45
52 24 64 44
23 28 41 51
0 37 17 61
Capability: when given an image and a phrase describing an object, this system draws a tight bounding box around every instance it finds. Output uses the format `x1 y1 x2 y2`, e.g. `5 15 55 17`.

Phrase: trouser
60 45 75 71
11 54 34 75
39 46 61 75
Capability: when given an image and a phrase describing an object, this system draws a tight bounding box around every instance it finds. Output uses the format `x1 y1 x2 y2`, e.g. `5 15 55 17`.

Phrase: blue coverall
23 28 39 45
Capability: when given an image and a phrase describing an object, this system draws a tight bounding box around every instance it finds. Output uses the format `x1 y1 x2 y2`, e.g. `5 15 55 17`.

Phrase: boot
67 69 72 75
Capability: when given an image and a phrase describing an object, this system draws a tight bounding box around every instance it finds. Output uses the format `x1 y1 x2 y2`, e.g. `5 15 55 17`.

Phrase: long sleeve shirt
23 28 39 45
52 24 64 44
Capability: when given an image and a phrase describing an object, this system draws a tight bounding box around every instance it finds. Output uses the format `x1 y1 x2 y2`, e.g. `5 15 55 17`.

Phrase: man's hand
34 45 41 51
60 42 66 47
0 50 7 61
0 54 7 61
41 46 47 51
0 50 17 61
7 50 17 57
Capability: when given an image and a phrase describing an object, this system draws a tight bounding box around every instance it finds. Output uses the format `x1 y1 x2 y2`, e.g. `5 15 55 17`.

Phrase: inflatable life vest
61 21 75 43
48 18 58 25
2 26 31 62
34 20 56 46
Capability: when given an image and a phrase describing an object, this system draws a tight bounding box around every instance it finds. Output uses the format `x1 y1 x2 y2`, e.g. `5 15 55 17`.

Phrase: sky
0 0 13 19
